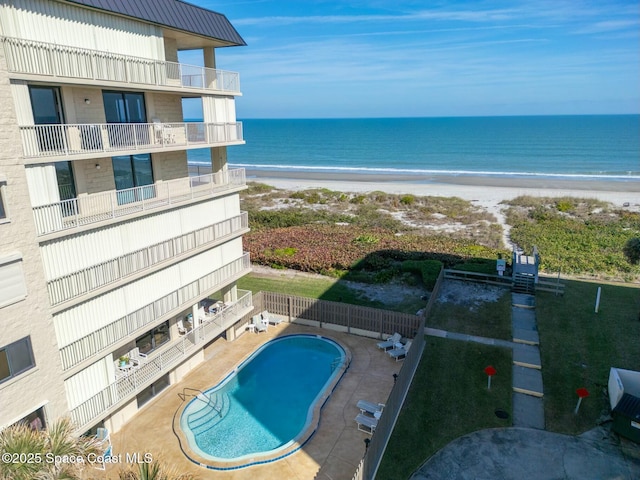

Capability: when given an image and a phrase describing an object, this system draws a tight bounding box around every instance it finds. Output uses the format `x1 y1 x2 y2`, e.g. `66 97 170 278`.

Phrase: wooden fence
233 270 445 480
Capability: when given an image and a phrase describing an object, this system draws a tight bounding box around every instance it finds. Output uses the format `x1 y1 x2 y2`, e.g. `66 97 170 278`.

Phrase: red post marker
574 387 589 414
484 366 497 390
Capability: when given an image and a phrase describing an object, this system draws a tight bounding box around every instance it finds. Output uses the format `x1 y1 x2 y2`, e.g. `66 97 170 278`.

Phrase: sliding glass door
29 86 65 152
103 91 148 147
112 154 154 205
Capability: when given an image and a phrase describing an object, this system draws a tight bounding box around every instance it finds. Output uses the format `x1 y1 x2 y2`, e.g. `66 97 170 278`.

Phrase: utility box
608 367 640 443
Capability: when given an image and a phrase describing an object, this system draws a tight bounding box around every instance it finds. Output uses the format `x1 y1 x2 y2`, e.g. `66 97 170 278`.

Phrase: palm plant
118 461 197 480
0 418 102 480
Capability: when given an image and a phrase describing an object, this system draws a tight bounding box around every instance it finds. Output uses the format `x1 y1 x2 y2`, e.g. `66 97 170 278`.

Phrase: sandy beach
245 168 639 211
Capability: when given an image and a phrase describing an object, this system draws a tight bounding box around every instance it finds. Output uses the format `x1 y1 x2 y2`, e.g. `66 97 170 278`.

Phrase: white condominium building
0 0 252 434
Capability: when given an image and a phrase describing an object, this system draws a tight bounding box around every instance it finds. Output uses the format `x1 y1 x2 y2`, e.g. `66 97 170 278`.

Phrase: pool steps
187 392 231 435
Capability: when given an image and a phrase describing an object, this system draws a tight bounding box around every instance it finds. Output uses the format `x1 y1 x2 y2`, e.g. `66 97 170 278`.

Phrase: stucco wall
0 47 69 428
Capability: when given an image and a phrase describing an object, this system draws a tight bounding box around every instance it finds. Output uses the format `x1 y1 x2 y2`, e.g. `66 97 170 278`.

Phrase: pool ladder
180 387 222 417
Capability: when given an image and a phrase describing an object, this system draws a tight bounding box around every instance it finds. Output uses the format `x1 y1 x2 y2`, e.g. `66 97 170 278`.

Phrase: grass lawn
237 272 422 314
426 284 513 340
377 337 513 480
536 279 640 434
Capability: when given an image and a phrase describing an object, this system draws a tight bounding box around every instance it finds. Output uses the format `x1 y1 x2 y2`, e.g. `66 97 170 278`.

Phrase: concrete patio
98 323 399 479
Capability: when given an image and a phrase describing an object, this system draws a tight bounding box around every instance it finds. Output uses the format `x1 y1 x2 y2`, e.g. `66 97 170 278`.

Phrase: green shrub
556 200 573 212
400 194 416 205
273 247 297 257
453 259 497 274
350 195 366 204
401 260 443 289
353 234 380 245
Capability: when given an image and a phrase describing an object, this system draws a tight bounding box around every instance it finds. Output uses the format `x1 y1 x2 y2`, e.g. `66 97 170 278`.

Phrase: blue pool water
180 335 346 463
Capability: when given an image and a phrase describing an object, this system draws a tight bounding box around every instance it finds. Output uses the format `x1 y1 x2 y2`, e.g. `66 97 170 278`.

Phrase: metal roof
62 0 246 46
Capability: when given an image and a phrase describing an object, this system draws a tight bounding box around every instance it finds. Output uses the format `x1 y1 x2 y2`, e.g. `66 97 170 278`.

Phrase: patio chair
387 339 412 361
261 310 283 326
129 347 148 365
355 413 378 434
377 332 402 350
94 428 112 470
357 400 385 417
252 314 268 333
177 318 190 335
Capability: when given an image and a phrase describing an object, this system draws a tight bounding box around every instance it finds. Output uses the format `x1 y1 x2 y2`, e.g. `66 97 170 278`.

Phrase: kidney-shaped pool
179 334 348 468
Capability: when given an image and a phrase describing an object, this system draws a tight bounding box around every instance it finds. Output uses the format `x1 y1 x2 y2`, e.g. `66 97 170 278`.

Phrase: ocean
188 115 640 180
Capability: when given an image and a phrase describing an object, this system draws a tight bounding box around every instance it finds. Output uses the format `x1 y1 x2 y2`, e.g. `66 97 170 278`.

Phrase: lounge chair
261 310 283 325
355 413 378 434
252 314 268 333
387 339 412 361
357 400 385 417
377 332 402 350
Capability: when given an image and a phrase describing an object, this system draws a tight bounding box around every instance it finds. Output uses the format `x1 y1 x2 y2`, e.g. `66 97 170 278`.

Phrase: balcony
69 289 254 431
32 169 246 237
1 36 240 93
59 254 252 372
20 121 243 160
47 212 249 307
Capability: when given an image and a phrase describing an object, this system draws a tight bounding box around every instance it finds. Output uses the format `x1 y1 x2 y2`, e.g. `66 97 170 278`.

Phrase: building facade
0 0 251 434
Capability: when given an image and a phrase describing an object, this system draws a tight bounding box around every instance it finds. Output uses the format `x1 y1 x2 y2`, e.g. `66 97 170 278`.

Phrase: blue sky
183 0 639 119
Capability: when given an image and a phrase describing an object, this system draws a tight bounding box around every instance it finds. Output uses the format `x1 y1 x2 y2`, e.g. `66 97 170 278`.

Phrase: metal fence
32 169 246 236
59 254 251 370
19 121 243 159
1 35 240 92
47 212 248 306
69 290 253 431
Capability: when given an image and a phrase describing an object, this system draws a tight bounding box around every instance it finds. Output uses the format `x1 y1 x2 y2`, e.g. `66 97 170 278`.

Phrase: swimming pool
179 334 348 467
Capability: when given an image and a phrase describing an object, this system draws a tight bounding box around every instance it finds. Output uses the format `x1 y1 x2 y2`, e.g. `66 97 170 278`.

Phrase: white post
595 286 601 313
487 376 492 390
574 397 583 414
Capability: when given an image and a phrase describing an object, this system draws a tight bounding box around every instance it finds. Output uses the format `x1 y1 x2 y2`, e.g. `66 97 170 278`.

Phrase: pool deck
101 323 398 479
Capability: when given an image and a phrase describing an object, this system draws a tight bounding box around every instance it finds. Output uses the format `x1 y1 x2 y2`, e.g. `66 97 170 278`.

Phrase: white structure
0 0 252 434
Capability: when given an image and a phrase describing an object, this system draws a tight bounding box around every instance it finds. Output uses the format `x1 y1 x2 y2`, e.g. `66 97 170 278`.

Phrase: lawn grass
536 279 640 434
377 337 513 480
238 273 427 315
426 285 513 340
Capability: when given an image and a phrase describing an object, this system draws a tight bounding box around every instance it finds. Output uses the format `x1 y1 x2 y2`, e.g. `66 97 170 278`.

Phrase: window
29 86 65 152
135 321 170 356
103 91 148 148
0 254 27 308
112 154 154 205
12 407 46 431
0 337 35 384
0 182 6 221
136 374 169 408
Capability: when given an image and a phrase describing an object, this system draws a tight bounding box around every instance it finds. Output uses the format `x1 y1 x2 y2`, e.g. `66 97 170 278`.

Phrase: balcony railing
32 168 246 237
47 212 249 306
69 289 253 431
59 254 252 371
20 121 243 159
1 36 240 93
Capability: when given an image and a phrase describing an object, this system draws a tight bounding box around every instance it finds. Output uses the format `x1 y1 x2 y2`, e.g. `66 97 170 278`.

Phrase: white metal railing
32 168 246 236
19 121 243 159
47 212 249 306
0 36 240 92
59 255 252 371
69 290 253 430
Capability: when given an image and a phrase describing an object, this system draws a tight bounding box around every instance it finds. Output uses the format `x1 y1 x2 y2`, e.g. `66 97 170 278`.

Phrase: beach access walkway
418 292 640 479
424 292 545 429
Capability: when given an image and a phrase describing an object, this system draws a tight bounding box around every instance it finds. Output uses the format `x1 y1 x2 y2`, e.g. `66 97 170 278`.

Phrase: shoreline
240 168 640 210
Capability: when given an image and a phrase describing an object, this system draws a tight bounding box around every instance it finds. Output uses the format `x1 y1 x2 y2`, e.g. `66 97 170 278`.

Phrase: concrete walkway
511 293 545 429
410 427 640 480
426 291 546 430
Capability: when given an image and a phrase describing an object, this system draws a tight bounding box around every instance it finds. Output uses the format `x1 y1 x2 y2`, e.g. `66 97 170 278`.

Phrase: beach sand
242 168 639 249
245 168 639 210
